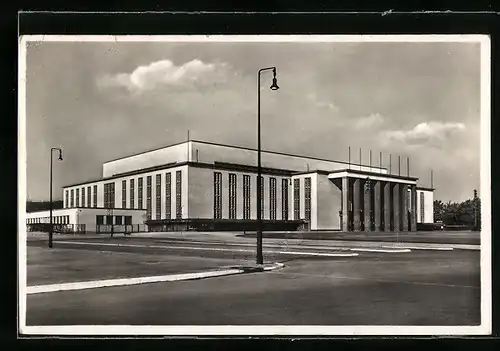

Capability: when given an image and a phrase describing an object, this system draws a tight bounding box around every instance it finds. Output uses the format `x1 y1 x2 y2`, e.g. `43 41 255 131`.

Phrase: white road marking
126 237 467 251
65 238 412 253
350 248 412 253
54 241 359 257
381 245 454 251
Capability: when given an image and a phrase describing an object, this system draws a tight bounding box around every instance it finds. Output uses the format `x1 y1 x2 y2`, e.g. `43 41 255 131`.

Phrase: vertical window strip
420 192 425 223
282 179 289 220
176 170 182 219
146 176 152 220
259 176 264 219
294 179 300 220
70 189 74 207
130 179 135 209
305 177 311 221
87 186 91 208
65 190 69 208
156 174 161 220
93 185 97 208
76 188 80 207
243 175 250 220
122 180 127 208
81 187 85 207
270 177 277 220
214 172 222 219
103 184 107 208
229 173 236 219
165 173 171 219
138 178 143 210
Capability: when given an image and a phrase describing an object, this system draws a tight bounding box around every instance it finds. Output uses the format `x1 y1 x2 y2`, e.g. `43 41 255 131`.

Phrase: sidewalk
26 231 480 251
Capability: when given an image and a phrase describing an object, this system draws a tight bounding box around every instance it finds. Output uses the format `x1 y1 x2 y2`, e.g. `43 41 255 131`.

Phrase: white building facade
57 140 434 232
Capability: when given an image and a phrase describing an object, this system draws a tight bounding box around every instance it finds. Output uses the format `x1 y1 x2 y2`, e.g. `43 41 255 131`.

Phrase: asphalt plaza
24 233 480 326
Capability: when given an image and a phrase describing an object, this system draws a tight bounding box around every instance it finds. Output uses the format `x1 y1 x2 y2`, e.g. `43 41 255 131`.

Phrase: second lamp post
256 67 279 265
49 147 63 248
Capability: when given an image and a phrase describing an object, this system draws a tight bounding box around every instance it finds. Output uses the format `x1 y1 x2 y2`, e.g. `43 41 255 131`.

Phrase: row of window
64 171 183 220
96 215 133 225
66 185 98 208
213 173 311 221
26 215 70 224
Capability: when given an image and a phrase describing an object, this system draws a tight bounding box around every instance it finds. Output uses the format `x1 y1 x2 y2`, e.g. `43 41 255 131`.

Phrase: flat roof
63 161 296 188
416 186 435 192
105 138 387 171
328 168 419 181
26 207 148 214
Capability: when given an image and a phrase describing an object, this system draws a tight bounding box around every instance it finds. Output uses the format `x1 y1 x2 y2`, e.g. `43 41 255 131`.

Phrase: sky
23 37 483 203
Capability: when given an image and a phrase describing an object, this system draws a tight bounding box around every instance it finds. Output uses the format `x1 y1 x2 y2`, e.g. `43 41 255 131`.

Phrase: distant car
434 222 445 230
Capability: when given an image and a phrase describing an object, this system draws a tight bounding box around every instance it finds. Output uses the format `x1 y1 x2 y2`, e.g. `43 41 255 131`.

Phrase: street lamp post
49 147 63 248
257 67 279 265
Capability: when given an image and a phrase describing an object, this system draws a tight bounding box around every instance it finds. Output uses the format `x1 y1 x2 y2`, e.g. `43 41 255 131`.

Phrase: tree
433 190 481 230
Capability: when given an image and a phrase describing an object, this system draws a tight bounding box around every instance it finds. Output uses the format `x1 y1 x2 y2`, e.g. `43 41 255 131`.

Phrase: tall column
401 184 409 231
410 184 417 231
374 181 382 232
342 177 350 231
383 181 392 231
392 183 400 232
364 180 372 232
353 178 362 231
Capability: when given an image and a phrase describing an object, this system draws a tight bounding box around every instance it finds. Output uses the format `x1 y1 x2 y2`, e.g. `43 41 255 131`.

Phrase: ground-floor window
96 215 104 225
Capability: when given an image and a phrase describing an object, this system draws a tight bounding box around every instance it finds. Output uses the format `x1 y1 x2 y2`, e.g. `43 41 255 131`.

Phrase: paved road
239 230 481 245
26 238 480 326
27 229 481 245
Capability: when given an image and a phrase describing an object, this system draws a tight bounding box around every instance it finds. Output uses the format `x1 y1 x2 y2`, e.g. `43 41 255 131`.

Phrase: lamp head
270 68 279 90
58 150 63 161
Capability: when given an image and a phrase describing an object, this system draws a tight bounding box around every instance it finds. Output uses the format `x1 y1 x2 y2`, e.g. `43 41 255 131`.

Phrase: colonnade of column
341 177 417 232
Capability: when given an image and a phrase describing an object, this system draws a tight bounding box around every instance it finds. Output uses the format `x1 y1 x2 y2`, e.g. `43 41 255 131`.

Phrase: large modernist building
27 139 434 233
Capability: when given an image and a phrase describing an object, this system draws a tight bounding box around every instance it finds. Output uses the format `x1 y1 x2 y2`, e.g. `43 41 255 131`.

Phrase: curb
26 262 285 295
350 248 412 253
225 262 286 273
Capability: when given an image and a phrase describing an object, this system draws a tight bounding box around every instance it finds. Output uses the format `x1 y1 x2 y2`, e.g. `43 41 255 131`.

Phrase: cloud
354 113 385 129
97 59 231 92
307 93 339 112
382 121 466 146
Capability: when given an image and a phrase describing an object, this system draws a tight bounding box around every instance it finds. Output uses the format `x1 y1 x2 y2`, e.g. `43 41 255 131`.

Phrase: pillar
383 181 392 231
374 181 382 232
364 180 372 232
401 184 409 231
410 184 417 231
353 178 362 231
342 177 350 231
392 183 400 232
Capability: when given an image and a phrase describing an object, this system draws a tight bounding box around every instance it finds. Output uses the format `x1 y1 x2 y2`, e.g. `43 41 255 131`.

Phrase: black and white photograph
18 35 491 335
